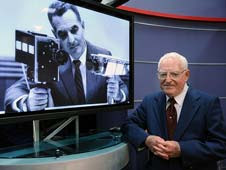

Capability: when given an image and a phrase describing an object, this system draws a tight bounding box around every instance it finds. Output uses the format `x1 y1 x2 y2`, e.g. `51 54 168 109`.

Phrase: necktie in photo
166 97 177 139
73 60 86 104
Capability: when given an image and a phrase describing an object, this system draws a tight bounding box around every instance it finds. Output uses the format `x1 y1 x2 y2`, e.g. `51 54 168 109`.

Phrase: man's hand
145 135 181 160
107 76 122 102
26 87 50 111
161 140 181 158
145 135 169 160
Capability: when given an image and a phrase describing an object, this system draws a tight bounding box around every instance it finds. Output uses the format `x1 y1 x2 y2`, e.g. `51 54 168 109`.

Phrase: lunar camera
15 30 68 84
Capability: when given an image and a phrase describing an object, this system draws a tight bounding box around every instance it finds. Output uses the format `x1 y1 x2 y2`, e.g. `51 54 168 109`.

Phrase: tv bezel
0 0 134 124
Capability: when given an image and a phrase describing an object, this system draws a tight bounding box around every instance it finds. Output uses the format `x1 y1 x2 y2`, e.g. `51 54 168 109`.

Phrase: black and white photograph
0 0 132 116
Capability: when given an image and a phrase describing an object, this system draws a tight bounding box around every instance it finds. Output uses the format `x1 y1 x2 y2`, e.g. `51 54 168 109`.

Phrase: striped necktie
73 60 85 104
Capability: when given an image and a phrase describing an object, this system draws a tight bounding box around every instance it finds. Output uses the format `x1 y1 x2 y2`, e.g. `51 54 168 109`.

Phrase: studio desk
0 131 129 170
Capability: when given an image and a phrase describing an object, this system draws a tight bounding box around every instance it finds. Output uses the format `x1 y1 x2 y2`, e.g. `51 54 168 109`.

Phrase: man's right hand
27 87 49 111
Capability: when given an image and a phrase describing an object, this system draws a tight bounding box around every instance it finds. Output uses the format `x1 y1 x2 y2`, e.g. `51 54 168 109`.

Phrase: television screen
0 0 134 123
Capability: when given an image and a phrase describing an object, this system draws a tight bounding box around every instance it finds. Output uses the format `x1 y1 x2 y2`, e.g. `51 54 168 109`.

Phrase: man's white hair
158 52 188 71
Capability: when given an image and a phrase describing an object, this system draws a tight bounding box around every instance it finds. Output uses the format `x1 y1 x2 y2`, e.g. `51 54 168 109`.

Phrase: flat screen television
0 0 134 123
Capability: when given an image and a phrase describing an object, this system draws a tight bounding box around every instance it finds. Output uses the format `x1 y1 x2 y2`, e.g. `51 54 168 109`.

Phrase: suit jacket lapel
59 59 79 104
86 43 97 103
86 70 98 103
174 88 200 140
155 93 168 139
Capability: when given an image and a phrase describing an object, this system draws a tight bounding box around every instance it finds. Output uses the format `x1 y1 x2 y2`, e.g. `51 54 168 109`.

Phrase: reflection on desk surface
0 131 123 158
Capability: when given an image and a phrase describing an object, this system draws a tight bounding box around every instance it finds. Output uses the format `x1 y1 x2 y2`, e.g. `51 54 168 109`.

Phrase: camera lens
54 50 69 65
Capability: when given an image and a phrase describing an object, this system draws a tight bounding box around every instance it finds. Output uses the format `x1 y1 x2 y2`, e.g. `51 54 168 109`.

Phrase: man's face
52 9 86 60
158 58 190 97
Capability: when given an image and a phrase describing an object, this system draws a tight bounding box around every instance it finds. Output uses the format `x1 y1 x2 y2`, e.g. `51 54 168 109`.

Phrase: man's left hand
107 76 122 102
161 141 181 159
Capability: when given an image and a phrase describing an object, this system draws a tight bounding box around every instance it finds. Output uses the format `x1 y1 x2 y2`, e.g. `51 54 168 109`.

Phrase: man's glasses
57 25 78 40
157 70 186 80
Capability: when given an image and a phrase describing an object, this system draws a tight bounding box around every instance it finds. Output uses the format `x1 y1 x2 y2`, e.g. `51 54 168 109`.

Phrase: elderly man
122 52 226 170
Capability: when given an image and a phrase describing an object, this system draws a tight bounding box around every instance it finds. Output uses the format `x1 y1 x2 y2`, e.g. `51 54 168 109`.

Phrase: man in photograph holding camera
2 1 128 143
4 1 128 113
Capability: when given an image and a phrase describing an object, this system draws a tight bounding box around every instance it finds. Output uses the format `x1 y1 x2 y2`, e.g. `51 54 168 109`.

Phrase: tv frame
0 0 134 124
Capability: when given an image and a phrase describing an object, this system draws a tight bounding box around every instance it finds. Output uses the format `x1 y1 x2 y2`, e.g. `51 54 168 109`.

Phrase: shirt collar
166 83 189 106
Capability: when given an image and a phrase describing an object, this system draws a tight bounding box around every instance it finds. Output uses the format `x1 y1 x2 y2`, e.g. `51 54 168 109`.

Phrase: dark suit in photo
4 41 128 111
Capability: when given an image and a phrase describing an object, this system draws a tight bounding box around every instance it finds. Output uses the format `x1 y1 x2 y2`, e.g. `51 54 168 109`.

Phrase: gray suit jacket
4 41 128 112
